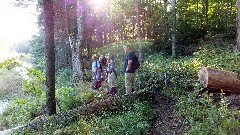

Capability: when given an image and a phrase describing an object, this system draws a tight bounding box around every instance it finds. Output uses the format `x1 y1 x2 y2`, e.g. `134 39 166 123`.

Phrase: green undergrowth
0 58 22 99
139 42 240 134
0 40 154 134
17 100 152 134
0 68 22 99
0 80 103 129
2 39 240 134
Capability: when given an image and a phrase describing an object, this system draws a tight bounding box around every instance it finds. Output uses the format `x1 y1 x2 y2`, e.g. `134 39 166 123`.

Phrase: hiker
106 53 117 95
123 45 140 95
91 54 102 90
99 54 107 81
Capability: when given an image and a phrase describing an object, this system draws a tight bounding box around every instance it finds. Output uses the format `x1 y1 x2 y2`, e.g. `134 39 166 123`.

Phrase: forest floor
149 94 189 135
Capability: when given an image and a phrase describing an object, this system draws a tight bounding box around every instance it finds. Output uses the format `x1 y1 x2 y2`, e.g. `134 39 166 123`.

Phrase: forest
0 0 240 134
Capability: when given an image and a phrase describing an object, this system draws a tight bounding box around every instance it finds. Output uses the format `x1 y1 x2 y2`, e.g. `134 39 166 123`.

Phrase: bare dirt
149 94 188 135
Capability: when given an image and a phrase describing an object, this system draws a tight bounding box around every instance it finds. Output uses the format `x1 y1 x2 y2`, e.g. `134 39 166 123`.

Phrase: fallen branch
6 90 154 134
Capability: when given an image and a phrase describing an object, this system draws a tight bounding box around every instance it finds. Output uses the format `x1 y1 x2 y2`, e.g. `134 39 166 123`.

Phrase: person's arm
126 60 132 71
110 60 116 72
126 53 134 71
92 62 96 72
97 61 100 68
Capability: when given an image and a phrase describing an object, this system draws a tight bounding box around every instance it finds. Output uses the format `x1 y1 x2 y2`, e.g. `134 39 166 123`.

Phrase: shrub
139 42 240 134
50 100 152 135
0 69 22 98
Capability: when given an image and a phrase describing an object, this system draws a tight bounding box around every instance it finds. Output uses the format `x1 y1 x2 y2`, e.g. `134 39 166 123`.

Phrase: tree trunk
67 0 84 82
205 0 208 28
62 0 72 68
198 67 240 93
76 0 84 78
43 0 56 116
69 35 83 81
103 12 108 45
171 0 176 58
146 1 152 39
135 0 143 62
236 0 240 54
163 0 168 44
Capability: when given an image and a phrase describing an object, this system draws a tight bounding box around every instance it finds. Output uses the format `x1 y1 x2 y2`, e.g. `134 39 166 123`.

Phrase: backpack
91 80 101 90
99 56 107 66
107 86 117 95
132 54 140 70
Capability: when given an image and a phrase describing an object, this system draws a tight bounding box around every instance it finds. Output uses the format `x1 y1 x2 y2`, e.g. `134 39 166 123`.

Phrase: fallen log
5 90 155 134
198 67 240 93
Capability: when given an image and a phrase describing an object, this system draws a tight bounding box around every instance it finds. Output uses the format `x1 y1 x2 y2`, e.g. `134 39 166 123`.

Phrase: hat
92 54 98 59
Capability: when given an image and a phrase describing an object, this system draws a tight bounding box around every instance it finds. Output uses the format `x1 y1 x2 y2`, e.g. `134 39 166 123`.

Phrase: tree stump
198 67 240 93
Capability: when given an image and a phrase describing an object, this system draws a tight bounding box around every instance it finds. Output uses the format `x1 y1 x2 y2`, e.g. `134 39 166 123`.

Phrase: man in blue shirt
123 45 137 95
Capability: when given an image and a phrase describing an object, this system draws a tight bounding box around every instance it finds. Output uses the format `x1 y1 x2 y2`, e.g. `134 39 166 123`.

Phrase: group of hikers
91 45 140 95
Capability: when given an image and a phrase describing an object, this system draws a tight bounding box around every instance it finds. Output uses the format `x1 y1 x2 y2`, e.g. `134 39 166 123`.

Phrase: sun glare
0 1 38 43
0 1 38 60
95 0 107 5
90 0 108 10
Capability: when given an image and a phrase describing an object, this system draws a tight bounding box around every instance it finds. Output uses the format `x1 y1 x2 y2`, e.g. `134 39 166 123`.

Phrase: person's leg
125 73 135 95
97 70 102 80
108 73 113 90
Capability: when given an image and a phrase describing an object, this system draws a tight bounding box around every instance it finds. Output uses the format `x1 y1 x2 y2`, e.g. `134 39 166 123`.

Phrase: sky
0 0 38 44
0 0 38 60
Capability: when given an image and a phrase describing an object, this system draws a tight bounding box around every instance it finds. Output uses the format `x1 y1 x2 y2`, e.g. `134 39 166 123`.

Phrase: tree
163 0 168 44
171 0 176 57
135 0 143 62
205 0 209 28
236 0 240 54
66 0 84 82
43 0 56 115
54 0 72 70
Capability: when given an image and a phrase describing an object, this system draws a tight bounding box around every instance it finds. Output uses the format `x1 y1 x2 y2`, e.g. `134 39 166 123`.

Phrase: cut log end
198 67 240 93
198 67 208 86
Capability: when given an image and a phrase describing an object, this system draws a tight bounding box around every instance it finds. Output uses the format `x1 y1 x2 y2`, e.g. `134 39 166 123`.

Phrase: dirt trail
149 94 188 135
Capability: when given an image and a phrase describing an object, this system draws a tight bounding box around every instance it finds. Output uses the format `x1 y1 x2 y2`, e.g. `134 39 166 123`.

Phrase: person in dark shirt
123 45 137 95
99 54 107 81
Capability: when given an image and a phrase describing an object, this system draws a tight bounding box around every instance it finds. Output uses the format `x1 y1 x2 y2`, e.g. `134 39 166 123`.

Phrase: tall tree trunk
236 0 240 54
146 0 152 38
69 35 83 81
54 0 72 69
171 0 176 57
62 0 72 68
103 12 108 45
135 0 143 62
77 0 85 71
205 0 209 29
120 16 124 40
43 0 56 116
67 0 84 82
163 0 168 44
132 16 136 39
109 21 113 43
